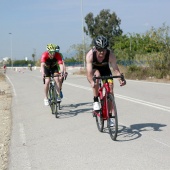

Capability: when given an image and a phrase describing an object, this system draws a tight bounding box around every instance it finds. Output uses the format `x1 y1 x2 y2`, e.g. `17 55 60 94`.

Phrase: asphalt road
6 68 170 170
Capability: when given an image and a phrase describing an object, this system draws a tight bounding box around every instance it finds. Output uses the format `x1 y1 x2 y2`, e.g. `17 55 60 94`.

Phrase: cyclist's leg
44 67 51 99
43 67 50 105
60 77 64 98
53 66 62 99
91 69 100 110
44 78 50 98
54 76 60 94
92 69 100 96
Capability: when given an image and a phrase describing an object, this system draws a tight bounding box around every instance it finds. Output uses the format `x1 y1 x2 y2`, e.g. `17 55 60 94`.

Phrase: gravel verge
0 71 12 170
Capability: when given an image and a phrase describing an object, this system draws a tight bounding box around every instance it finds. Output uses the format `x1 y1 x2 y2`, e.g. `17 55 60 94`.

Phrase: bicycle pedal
92 110 99 117
92 113 96 117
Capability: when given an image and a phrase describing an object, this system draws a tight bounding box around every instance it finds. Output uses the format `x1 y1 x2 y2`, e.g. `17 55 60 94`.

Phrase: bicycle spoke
95 97 104 132
48 87 58 116
53 91 58 118
107 94 118 141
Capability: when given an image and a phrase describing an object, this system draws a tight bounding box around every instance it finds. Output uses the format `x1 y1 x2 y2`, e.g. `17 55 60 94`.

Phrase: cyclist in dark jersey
86 35 126 123
41 44 64 106
55 45 68 99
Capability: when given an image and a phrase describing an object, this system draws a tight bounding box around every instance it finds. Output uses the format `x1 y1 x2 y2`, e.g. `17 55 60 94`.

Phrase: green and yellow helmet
46 44 56 52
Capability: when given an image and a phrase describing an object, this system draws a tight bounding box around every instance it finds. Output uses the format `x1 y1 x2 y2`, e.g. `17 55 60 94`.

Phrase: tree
84 9 123 46
67 38 91 64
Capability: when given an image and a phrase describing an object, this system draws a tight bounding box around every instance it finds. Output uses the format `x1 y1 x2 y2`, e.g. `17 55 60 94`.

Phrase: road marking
116 94 170 112
6 75 17 96
65 82 92 91
19 123 31 169
127 79 170 86
152 138 170 148
65 82 170 112
19 123 27 145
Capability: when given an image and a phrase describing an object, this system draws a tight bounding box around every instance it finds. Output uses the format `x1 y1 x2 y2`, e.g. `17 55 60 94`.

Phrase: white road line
127 79 170 86
152 138 170 148
6 75 31 168
116 94 170 112
19 123 27 145
19 123 31 169
65 82 170 112
6 75 17 96
65 82 92 91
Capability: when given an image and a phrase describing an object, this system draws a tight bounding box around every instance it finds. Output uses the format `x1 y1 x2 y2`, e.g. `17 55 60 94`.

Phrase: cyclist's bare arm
109 51 121 75
41 62 45 76
109 51 126 86
59 63 64 74
62 60 67 73
86 50 94 86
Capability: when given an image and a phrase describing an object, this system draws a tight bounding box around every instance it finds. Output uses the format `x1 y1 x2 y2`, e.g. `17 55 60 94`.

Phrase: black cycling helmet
56 45 60 52
93 35 109 49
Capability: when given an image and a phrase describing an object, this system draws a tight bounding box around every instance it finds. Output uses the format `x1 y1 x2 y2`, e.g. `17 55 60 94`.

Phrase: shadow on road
96 123 167 142
58 102 93 119
130 123 167 132
116 123 167 142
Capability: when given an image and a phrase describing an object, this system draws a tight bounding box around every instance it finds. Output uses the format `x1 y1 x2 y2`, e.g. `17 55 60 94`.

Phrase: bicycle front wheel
107 94 118 141
48 87 58 116
95 98 104 132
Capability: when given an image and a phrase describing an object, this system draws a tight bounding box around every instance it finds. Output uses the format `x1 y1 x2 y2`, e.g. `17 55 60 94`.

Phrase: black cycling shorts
44 66 59 77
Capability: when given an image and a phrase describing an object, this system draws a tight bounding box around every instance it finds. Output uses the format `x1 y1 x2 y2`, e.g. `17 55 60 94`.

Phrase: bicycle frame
98 80 110 120
93 74 125 140
93 74 125 117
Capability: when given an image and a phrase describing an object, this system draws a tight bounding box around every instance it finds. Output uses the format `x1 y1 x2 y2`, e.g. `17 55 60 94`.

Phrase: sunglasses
96 48 106 52
49 51 55 54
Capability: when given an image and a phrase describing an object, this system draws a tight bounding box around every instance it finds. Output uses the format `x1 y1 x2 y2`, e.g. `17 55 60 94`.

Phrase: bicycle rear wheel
107 94 118 141
48 86 58 116
95 98 104 132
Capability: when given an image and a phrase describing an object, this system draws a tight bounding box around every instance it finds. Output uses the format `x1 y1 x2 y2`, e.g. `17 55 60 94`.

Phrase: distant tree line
6 9 170 80
67 9 170 79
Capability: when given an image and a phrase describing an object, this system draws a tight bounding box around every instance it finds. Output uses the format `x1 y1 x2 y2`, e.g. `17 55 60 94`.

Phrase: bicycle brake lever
120 73 126 85
93 76 96 84
64 72 68 80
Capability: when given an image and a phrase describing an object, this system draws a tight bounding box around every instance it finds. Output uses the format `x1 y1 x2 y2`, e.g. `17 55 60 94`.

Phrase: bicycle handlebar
43 72 68 84
93 73 126 85
64 72 68 80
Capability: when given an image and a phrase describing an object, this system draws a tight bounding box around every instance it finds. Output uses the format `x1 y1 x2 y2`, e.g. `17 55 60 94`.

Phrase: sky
0 0 170 61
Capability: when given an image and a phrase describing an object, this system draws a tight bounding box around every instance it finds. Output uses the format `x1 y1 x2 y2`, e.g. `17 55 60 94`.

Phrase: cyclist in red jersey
3 64 7 73
40 44 64 106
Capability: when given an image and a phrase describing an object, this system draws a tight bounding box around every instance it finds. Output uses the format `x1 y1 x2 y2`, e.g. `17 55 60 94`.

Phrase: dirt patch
0 71 12 170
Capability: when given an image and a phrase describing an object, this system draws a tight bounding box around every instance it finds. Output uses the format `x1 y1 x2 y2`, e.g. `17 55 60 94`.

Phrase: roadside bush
126 65 151 80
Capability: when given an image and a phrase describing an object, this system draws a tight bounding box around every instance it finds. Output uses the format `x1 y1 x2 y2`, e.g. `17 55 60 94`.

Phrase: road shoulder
0 72 12 170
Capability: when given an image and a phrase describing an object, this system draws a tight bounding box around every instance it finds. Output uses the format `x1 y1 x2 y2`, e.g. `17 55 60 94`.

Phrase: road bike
93 74 126 141
43 73 61 118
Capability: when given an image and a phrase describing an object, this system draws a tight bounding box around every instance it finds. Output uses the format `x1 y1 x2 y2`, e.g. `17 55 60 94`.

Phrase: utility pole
81 0 86 68
33 48 36 65
9 33 13 69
